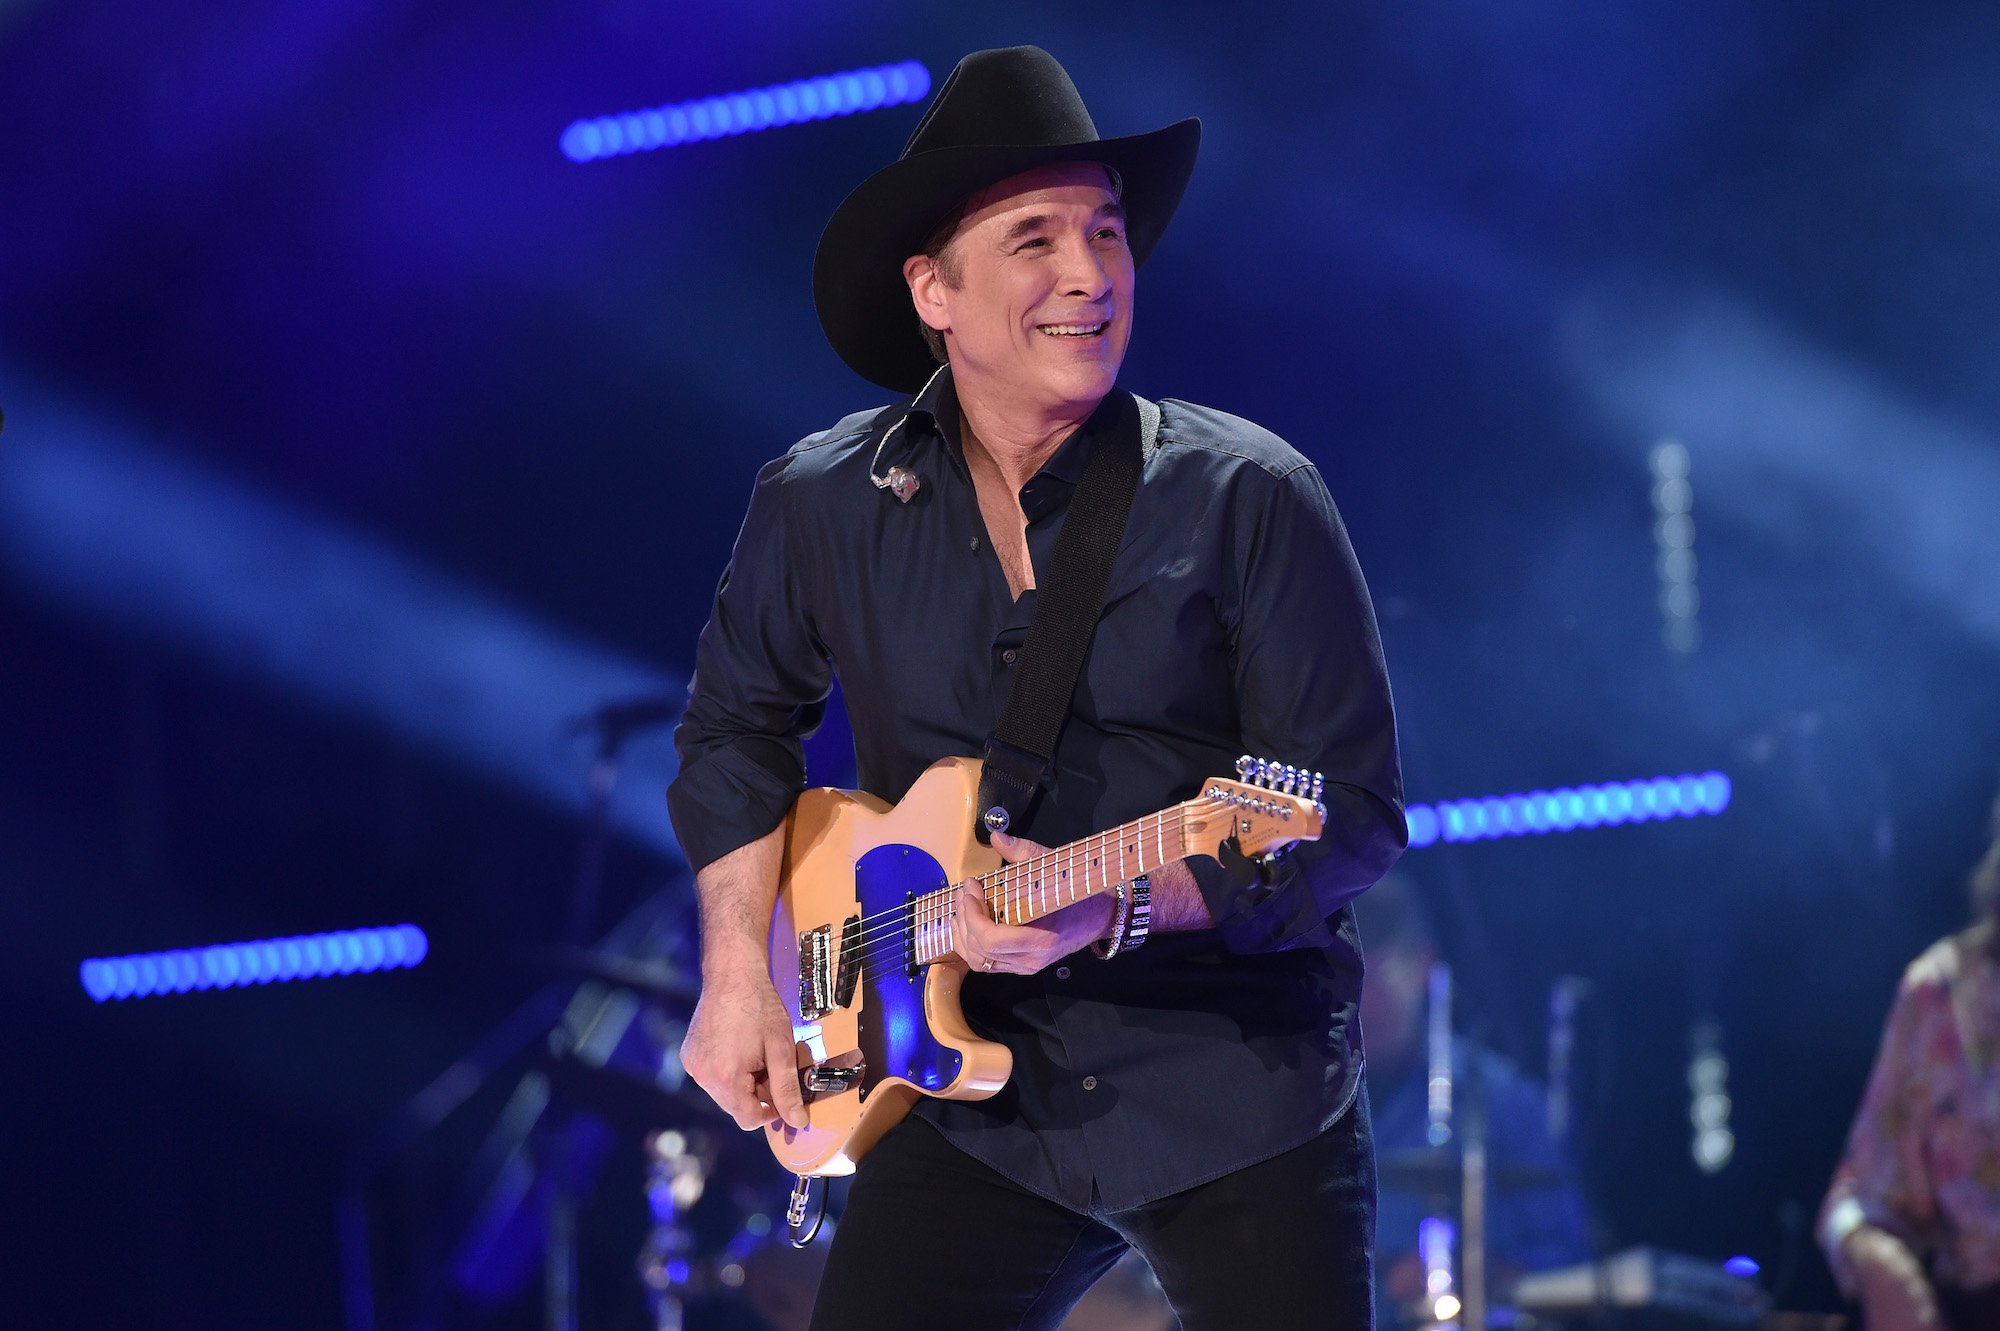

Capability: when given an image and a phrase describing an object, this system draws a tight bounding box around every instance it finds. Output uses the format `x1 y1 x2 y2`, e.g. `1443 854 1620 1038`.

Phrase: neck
909 802 1194 966
954 379 1105 491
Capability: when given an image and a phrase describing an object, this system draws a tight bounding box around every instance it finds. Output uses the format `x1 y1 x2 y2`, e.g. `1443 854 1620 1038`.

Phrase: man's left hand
951 830 1119 975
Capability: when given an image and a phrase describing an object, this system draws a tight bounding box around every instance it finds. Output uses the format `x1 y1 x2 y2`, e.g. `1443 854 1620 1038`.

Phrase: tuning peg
1253 759 1270 788
1310 772 1324 802
1236 755 1253 779
1283 764 1299 794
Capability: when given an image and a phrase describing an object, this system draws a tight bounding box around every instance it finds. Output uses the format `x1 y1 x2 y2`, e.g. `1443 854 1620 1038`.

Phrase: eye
1018 236 1050 250
1094 226 1127 244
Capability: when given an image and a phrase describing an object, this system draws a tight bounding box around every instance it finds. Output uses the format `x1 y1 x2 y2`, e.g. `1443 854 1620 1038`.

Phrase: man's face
907 161 1135 419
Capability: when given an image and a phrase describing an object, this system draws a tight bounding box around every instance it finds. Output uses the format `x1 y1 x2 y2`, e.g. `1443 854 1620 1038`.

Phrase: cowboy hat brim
813 117 1201 394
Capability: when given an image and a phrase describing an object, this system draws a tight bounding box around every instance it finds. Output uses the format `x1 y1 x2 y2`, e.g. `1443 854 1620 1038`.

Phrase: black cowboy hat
813 46 1201 394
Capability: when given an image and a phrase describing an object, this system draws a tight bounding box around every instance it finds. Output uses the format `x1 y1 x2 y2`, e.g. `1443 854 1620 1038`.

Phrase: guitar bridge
798 925 833 1021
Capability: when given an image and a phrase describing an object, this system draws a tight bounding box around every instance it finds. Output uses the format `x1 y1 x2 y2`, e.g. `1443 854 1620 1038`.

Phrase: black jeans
810 1094 1376 1331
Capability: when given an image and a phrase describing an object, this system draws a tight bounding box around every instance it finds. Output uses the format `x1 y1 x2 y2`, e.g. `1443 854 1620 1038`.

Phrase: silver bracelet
1090 881 1131 960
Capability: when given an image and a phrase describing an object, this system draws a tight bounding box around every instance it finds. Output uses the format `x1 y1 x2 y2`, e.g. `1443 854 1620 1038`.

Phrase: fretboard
910 803 1196 965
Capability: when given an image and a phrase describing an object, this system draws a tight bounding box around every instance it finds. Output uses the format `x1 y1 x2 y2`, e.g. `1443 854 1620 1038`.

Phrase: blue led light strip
1405 772 1731 849
561 60 932 163
80 925 429 1003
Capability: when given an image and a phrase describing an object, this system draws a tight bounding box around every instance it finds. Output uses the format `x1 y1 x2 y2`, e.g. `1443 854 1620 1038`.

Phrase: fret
950 802 1195 934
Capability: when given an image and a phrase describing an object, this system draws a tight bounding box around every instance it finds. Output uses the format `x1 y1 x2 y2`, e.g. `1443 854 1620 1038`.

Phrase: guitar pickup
833 914 861 1008
803 1049 865 1100
798 925 833 1021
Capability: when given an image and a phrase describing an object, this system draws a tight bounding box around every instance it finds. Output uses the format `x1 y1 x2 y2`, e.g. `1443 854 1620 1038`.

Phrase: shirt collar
901 363 1125 490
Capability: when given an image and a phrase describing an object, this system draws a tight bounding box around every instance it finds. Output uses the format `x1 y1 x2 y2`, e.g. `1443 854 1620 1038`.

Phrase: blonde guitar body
767 758 1009 1176
763 753 1324 1179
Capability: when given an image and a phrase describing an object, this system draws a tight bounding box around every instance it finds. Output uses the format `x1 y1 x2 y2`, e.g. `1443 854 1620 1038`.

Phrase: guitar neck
903 765 1319 966
978 803 1197 927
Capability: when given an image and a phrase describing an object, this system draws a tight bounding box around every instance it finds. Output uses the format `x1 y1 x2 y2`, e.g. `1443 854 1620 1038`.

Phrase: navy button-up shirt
668 369 1405 1211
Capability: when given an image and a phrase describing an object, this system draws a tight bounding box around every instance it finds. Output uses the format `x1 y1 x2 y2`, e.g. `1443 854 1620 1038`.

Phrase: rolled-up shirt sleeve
1189 460 1406 953
667 453 833 875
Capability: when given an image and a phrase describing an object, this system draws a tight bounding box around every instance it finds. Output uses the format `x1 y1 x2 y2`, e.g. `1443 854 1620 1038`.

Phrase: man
1356 874 1592 1327
667 47 1405 1329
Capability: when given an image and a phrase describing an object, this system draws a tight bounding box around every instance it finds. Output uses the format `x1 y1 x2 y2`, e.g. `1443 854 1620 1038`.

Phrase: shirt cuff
1187 853 1334 953
666 737 804 874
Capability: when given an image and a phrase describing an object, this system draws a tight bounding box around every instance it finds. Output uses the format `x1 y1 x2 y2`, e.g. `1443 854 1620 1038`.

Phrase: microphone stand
564 696 681 945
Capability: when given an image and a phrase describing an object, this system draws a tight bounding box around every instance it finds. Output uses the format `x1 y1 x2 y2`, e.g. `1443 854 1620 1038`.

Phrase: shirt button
1002 648 1018 664
1082 1075 1098 1091
1055 966 1070 979
969 535 980 551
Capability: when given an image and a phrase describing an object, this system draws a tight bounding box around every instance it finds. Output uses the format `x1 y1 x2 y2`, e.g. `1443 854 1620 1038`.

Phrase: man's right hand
680 963 809 1132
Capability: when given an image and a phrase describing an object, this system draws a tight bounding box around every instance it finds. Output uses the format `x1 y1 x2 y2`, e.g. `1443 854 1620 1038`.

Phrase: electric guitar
763 753 1326 1177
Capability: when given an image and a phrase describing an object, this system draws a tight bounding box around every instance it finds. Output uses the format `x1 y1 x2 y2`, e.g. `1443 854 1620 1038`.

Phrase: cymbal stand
636 1129 712 1331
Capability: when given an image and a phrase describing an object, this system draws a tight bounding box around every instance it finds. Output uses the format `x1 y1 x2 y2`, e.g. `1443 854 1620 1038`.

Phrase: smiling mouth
1036 321 1108 338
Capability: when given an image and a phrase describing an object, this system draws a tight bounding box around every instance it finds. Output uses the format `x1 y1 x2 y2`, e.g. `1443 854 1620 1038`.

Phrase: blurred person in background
1356 873 1593 1327
1820 790 2000 1331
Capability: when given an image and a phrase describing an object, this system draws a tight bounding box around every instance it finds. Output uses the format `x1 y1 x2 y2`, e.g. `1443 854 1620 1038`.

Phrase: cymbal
1376 1146 1570 1195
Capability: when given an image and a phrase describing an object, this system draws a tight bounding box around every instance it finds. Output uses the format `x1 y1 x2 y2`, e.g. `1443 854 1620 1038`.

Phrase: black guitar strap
975 392 1160 841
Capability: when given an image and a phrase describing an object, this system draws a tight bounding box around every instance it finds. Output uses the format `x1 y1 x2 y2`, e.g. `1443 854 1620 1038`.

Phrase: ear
903 253 951 334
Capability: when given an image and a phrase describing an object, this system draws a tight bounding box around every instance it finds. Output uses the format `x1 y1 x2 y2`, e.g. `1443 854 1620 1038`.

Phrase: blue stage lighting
0 372 688 859
80 925 429 1002
561 61 932 163
1403 772 1731 848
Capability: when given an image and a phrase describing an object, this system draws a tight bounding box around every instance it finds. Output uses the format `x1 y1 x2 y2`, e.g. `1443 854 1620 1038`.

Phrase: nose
1057 238 1113 302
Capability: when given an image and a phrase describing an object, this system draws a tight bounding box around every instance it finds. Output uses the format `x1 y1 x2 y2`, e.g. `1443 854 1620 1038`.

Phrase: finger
724 1072 778 1131
763 1029 810 1130
685 1058 764 1130
989 830 1051 862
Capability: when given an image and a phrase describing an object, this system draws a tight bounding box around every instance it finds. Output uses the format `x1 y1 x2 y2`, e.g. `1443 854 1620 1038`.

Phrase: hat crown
901 46 1101 158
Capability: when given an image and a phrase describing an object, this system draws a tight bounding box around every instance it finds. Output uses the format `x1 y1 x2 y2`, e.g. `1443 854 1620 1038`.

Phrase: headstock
1182 755 1327 862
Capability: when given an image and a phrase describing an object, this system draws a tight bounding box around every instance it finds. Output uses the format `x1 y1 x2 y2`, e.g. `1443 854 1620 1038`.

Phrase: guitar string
819 785 1308 972
814 796 1271 977
807 783 1303 977
826 805 1193 949
824 807 1192 975
820 804 1199 962
805 812 1189 989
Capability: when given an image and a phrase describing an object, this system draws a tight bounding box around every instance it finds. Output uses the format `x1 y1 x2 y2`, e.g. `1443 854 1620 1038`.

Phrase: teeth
1038 323 1105 337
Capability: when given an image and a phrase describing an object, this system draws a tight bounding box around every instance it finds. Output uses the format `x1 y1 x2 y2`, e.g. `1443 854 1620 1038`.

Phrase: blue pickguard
852 842 962 1094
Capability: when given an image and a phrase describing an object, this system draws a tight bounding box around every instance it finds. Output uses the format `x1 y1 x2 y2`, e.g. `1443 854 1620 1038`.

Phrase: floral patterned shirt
1820 928 2000 1295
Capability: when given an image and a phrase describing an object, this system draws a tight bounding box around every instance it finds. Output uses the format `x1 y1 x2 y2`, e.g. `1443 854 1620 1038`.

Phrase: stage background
5 1 2000 1324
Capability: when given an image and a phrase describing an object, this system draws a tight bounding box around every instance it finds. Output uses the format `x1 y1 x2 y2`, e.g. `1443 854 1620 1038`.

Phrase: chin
1043 361 1121 409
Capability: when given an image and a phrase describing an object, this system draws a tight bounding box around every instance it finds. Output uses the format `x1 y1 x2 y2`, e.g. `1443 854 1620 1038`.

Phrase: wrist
1094 892 1121 941
700 942 771 985
1091 875 1151 960
1090 881 1132 960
